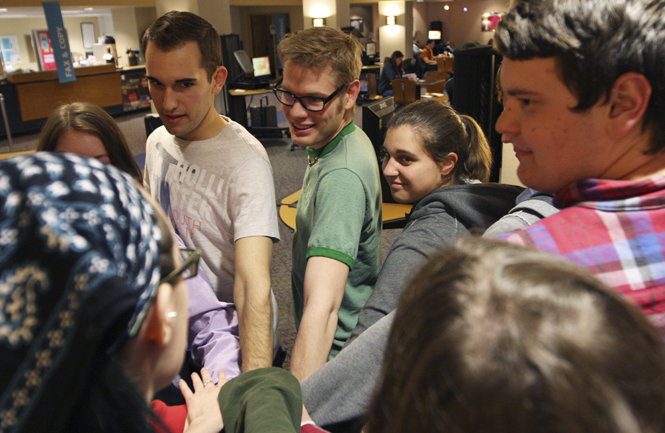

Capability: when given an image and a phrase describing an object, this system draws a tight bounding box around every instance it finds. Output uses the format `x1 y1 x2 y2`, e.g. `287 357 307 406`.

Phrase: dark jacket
378 61 401 96
347 182 524 344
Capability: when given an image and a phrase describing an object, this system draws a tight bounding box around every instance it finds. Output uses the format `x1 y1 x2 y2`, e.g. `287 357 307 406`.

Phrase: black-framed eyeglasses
159 248 202 285
273 83 348 112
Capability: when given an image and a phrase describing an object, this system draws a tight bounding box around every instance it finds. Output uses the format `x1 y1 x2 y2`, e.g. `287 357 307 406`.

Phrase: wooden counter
6 64 122 121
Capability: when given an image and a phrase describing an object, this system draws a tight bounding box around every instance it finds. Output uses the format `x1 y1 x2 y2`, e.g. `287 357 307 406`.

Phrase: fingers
217 370 228 388
179 378 193 398
199 367 215 388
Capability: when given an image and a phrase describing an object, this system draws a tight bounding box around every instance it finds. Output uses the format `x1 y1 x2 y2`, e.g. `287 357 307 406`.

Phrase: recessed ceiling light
84 8 93 11
0 8 8 12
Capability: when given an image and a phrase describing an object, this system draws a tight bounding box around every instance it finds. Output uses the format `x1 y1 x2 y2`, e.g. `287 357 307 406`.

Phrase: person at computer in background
142 11 280 373
378 51 403 98
366 238 665 433
36 101 242 385
37 101 142 181
492 0 665 333
419 40 439 66
276 26 382 382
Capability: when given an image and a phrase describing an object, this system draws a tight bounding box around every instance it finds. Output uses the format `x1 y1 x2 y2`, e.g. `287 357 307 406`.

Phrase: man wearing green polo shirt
276 26 382 382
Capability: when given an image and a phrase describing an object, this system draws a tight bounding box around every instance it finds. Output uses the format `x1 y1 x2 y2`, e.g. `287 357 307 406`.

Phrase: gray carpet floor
0 96 402 369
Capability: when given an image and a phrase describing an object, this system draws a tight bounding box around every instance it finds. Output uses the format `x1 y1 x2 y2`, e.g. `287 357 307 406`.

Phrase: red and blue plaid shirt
500 176 665 332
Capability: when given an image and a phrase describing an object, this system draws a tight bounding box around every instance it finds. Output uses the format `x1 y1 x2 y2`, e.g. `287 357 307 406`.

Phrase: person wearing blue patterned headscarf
0 152 190 433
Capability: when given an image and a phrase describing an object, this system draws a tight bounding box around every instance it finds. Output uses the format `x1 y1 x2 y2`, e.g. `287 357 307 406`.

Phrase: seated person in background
366 237 665 433
419 39 440 75
37 101 142 181
493 0 665 332
419 39 438 66
412 43 422 59
378 50 403 97
37 102 242 386
436 40 453 56
301 100 523 430
0 153 301 433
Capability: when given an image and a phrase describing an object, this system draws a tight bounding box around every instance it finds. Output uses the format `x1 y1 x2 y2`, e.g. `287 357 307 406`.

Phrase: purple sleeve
186 275 241 381
173 233 241 384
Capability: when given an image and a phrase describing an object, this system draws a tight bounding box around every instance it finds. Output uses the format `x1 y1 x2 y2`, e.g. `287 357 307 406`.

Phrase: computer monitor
428 30 442 40
252 56 271 78
234 50 254 75
366 42 376 57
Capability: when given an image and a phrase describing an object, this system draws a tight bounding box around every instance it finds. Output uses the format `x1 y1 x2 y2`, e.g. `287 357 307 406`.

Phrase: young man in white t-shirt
142 11 279 372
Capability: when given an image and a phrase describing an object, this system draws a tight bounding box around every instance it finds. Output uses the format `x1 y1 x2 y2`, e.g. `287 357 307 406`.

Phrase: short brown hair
142 11 221 81
37 102 142 181
494 0 665 153
277 27 363 88
367 237 665 433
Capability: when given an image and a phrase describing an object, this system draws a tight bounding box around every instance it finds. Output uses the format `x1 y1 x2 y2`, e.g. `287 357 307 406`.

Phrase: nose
495 106 518 143
287 100 309 118
162 87 179 112
382 156 398 178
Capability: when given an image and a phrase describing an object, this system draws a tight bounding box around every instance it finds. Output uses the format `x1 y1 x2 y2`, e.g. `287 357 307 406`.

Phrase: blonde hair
278 27 363 88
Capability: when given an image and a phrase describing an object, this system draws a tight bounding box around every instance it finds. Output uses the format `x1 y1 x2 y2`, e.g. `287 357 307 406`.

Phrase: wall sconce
312 18 326 27
386 15 396 25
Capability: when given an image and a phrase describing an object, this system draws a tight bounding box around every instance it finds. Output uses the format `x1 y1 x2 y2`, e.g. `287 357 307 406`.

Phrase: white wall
412 0 509 48
500 143 524 187
378 1 410 65
112 7 141 67
0 16 100 71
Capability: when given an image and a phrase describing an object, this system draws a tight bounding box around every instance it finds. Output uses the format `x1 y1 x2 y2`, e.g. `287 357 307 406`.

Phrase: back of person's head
494 0 665 154
0 153 176 433
141 10 222 81
37 102 142 181
366 237 665 433
387 99 492 183
277 26 363 89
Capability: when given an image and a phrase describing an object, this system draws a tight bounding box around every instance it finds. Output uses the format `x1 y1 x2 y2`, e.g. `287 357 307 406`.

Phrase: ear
439 152 458 177
144 282 177 348
606 72 651 139
211 65 228 95
343 80 361 110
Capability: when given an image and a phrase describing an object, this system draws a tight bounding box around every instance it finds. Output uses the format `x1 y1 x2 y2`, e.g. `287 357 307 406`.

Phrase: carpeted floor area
0 94 402 369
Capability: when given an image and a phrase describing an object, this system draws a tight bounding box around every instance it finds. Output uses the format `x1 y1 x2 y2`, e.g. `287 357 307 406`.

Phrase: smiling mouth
289 120 315 131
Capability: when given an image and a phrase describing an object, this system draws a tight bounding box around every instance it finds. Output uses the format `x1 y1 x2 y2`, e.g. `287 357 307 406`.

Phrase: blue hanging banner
274 14 287 69
42 1 76 83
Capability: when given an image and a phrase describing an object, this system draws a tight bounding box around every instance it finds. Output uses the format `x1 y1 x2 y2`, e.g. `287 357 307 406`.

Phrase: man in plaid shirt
493 0 665 331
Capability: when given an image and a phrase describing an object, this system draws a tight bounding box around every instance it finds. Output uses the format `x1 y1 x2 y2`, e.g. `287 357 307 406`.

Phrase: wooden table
279 189 412 230
414 78 446 99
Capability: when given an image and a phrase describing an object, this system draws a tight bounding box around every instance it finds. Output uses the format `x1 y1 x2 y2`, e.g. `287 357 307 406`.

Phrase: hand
180 368 227 433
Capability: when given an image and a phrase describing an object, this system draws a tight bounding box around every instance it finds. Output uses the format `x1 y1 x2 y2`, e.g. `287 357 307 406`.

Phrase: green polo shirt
291 122 382 359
